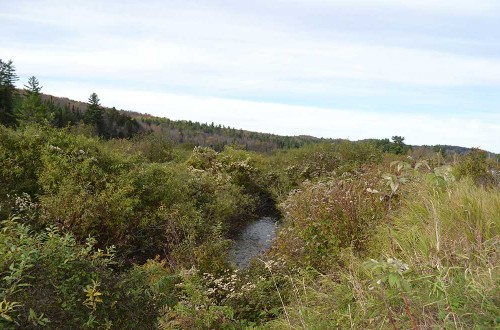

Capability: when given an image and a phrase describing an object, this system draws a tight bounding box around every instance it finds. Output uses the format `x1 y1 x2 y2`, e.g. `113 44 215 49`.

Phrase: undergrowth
266 176 499 329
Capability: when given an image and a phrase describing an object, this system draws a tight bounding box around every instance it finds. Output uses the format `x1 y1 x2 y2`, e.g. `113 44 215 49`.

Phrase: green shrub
453 148 494 186
186 146 261 231
158 258 292 329
276 171 384 271
0 216 116 328
157 267 240 330
267 178 500 329
0 125 45 217
131 133 175 163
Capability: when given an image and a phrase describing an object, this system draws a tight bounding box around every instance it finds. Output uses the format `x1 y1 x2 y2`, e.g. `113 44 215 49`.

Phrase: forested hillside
1 59 499 329
38 92 495 156
13 84 329 154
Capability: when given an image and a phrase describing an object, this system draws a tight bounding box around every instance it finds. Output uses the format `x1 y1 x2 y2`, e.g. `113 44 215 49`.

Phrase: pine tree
390 135 407 155
17 76 48 124
25 76 42 96
85 93 101 123
84 92 104 134
0 59 19 126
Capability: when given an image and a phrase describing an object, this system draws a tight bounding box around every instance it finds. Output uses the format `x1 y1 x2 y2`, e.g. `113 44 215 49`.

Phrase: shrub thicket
1 121 498 329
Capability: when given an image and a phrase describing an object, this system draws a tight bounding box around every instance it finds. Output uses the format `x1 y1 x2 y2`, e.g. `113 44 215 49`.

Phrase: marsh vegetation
1 61 499 329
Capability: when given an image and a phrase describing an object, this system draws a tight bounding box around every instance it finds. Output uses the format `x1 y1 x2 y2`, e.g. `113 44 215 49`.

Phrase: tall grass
265 178 499 329
394 178 498 264
389 179 499 328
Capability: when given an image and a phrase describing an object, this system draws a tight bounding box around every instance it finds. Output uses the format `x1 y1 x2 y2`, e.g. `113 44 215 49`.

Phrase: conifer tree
84 92 104 134
17 76 48 124
25 76 42 96
390 135 407 154
0 59 19 126
84 93 101 123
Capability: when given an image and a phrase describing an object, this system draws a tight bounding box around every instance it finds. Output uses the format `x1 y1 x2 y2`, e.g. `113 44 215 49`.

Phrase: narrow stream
229 217 278 268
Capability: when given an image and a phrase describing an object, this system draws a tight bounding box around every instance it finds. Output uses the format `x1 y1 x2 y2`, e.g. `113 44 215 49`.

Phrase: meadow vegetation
1 60 499 329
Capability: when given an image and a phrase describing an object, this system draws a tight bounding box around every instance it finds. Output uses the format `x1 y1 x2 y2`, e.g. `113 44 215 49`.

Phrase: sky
1 0 499 152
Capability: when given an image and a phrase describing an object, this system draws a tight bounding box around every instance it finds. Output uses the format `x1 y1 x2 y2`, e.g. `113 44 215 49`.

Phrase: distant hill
35 91 498 156
36 91 327 152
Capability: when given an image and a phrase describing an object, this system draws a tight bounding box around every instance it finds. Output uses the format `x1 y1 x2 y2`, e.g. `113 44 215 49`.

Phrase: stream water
228 217 278 268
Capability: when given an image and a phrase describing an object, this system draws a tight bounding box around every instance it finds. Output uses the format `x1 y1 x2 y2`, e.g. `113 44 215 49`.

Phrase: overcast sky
1 0 499 151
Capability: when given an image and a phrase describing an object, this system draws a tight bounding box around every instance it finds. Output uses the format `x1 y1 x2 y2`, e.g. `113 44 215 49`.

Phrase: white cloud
2 0 499 152
40 82 500 153
286 0 500 15
5 36 500 100
3 0 500 92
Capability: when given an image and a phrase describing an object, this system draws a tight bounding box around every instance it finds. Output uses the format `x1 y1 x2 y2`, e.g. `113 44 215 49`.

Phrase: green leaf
400 279 411 292
388 273 398 288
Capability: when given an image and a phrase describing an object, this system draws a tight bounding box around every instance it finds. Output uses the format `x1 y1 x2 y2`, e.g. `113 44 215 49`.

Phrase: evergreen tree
85 93 101 123
390 135 408 154
24 76 42 96
0 59 19 126
16 76 48 124
84 92 103 133
391 135 405 146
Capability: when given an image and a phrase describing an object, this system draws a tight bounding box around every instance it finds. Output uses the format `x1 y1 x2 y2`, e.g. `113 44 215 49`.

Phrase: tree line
0 59 141 139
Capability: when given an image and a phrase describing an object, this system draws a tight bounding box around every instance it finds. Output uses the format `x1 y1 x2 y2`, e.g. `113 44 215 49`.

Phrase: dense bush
0 125 270 266
453 148 495 186
0 215 194 329
267 141 382 201
275 170 385 271
187 146 270 230
267 171 499 329
1 121 498 328
0 125 45 217
1 217 121 328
